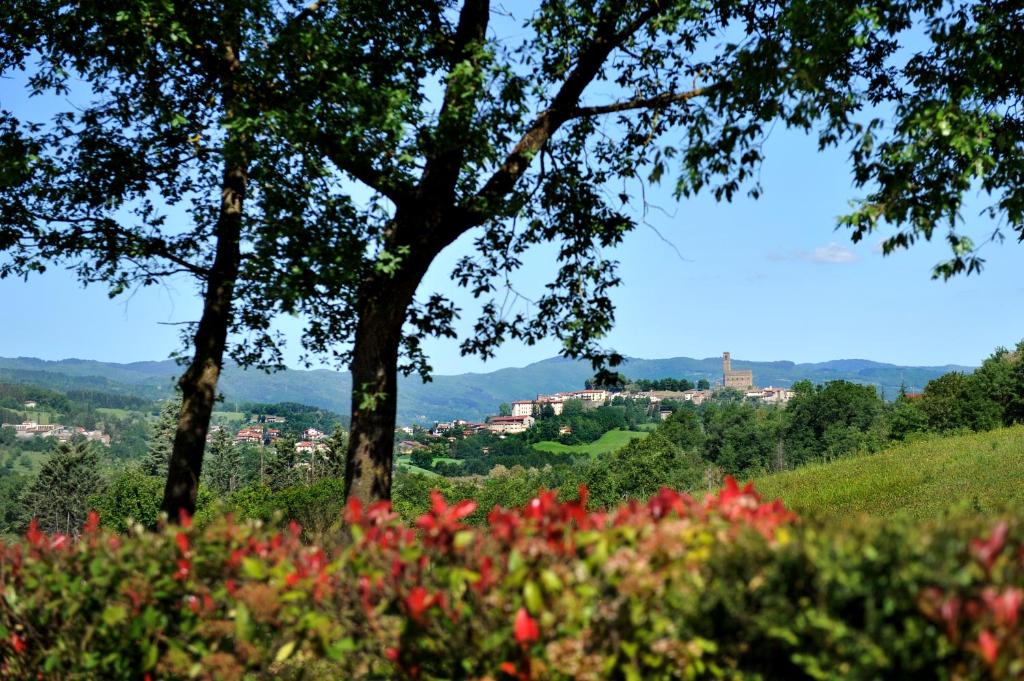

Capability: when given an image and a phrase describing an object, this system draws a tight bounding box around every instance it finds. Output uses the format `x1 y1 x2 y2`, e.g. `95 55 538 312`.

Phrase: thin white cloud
768 242 859 265
805 242 858 264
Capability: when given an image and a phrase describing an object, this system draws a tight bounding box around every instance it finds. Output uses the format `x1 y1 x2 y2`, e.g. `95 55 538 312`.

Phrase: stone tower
722 351 754 390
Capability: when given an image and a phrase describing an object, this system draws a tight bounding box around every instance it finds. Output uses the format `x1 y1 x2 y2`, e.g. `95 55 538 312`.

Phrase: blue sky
2 18 1021 376
2 114 1019 375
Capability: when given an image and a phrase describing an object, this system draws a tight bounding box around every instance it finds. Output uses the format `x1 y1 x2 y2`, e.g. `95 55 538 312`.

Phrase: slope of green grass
395 455 442 478
532 429 649 456
752 426 1024 521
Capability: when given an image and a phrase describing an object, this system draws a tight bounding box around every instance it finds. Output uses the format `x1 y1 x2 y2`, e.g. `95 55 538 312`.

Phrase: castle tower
722 351 731 380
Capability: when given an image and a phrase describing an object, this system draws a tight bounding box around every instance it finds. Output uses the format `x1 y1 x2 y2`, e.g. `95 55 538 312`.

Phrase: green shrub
1 480 1022 679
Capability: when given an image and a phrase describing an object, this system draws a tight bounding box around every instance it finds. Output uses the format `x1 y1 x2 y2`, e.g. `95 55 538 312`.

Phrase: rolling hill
0 354 972 424
752 427 1024 520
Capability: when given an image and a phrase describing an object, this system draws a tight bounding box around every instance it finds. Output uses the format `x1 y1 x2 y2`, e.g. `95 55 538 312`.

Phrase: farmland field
532 428 649 456
395 455 442 478
752 426 1024 521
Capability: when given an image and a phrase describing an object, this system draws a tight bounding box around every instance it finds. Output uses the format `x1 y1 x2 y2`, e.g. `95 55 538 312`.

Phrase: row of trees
1 0 1021 519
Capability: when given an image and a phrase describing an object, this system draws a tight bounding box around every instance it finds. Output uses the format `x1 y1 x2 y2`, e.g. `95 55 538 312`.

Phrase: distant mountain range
0 355 973 424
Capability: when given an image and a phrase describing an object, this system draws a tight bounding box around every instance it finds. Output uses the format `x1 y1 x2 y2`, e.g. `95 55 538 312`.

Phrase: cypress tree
204 428 242 495
23 439 105 535
142 400 179 477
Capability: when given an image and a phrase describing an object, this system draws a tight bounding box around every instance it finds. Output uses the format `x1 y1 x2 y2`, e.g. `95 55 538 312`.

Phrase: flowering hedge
1 479 1022 679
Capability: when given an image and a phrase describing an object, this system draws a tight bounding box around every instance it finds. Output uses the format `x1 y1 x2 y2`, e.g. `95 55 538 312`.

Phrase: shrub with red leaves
1 478 1022 679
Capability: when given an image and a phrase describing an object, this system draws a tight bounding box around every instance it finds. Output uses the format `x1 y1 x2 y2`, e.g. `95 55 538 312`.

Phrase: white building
303 428 327 441
511 400 534 417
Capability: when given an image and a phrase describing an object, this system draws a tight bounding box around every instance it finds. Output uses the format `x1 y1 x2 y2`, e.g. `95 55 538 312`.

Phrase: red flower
386 647 399 662
178 508 192 528
499 661 518 676
173 558 190 580
971 522 1008 572
514 607 539 644
83 510 100 535
978 629 999 665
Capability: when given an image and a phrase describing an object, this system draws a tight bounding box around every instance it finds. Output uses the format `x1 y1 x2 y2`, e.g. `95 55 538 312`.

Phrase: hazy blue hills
0 355 972 424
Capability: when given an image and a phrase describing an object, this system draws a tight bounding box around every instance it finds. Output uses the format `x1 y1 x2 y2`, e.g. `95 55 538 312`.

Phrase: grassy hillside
533 429 649 456
752 426 1024 521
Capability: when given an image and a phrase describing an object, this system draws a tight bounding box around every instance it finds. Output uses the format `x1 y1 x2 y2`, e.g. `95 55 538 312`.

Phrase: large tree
263 0 916 504
0 0 433 517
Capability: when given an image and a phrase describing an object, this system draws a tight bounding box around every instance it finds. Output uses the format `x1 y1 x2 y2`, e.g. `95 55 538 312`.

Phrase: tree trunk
160 162 246 520
344 281 411 505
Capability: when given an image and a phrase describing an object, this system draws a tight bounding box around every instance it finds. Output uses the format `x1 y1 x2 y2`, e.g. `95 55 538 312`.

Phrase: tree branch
414 0 490 205
570 85 712 118
316 134 415 205
455 3 663 230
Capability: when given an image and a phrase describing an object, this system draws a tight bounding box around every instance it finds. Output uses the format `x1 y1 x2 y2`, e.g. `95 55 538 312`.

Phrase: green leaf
102 605 127 626
235 604 253 642
275 640 297 663
241 557 267 580
524 580 543 614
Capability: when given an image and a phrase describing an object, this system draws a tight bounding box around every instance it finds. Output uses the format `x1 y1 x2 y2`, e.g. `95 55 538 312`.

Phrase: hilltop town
401 352 795 447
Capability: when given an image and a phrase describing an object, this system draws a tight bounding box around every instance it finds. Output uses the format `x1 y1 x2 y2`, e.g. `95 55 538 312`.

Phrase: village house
234 426 264 445
535 394 565 416
486 415 535 435
23 400 37 409
746 387 794 404
295 440 328 454
397 440 428 455
303 428 327 442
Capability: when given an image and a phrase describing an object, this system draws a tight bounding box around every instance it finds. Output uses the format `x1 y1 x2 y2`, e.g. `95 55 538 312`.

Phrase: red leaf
451 499 478 521
430 490 448 516
175 532 189 555
514 607 539 644
10 632 26 654
971 521 1008 572
83 510 100 535
983 587 1022 628
25 519 44 547
345 497 363 525
405 586 430 622
978 629 999 665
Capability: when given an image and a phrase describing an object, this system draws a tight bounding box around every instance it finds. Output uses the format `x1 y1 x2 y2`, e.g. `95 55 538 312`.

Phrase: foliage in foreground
1 482 1022 680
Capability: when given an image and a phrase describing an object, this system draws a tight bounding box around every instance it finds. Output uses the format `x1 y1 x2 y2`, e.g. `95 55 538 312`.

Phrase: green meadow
532 428 649 456
752 426 1024 521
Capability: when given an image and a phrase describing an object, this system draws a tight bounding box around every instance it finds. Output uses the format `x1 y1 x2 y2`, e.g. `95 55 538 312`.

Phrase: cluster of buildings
402 352 794 440
230 417 332 454
1 421 111 446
